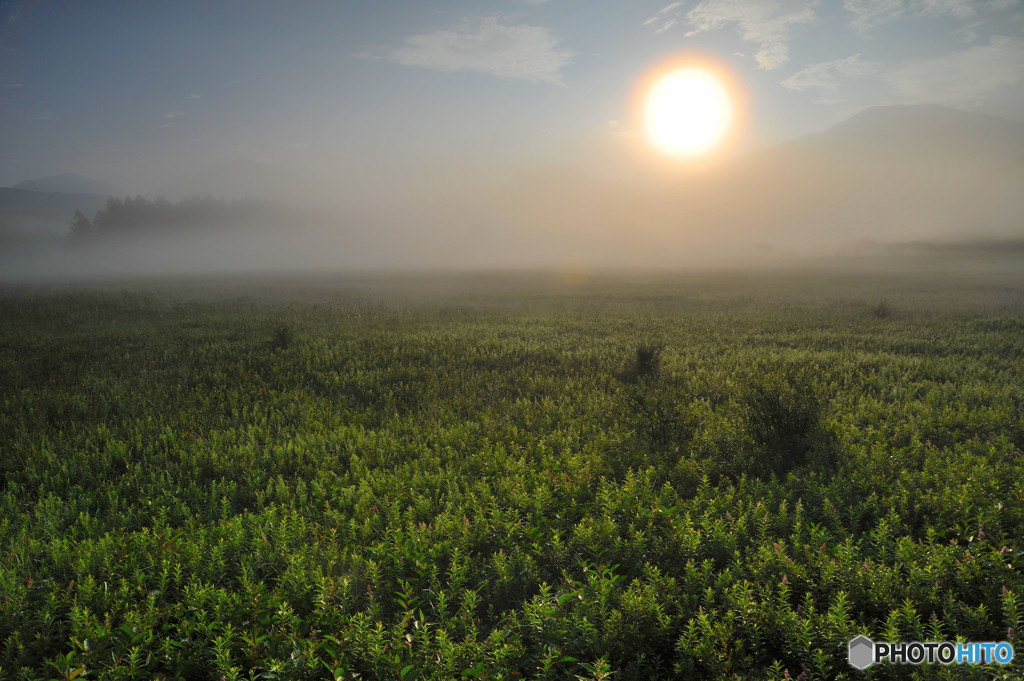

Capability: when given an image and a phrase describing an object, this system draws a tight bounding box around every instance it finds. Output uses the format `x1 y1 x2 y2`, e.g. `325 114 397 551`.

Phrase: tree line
70 195 297 239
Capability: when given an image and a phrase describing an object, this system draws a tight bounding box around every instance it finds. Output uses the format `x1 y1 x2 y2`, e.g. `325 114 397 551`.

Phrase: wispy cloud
646 1 818 70
188 93 201 100
643 3 683 33
0 82 24 88
161 111 184 128
955 20 986 42
917 0 979 18
843 0 905 34
689 0 818 70
845 0 1012 35
883 34 1024 106
26 112 58 121
782 53 881 92
380 16 572 84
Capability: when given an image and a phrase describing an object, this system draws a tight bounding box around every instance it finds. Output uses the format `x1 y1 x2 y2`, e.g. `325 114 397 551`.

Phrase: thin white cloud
955 20 987 42
161 111 184 128
883 34 1024 106
644 2 684 32
844 0 905 33
682 0 819 70
845 0 1012 35
782 53 881 92
383 16 572 84
188 93 201 100
917 0 981 18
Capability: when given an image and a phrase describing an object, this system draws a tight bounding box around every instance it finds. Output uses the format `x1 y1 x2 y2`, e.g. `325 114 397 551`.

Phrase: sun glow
645 67 732 157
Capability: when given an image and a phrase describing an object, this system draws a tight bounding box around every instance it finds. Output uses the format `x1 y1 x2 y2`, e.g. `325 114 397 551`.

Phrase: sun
645 67 732 157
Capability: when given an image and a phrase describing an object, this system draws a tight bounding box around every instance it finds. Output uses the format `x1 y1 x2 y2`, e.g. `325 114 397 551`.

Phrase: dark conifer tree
69 209 93 238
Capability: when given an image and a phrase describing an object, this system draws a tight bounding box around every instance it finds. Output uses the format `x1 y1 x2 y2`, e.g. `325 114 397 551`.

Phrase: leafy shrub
617 345 707 479
871 299 894 320
269 321 294 350
622 343 662 383
741 367 833 477
623 380 702 455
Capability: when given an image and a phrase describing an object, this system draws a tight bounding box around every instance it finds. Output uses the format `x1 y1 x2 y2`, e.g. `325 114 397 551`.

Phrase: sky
2 0 1023 194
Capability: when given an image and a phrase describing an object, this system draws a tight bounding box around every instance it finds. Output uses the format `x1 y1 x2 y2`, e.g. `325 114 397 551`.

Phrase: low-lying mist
2 105 1022 282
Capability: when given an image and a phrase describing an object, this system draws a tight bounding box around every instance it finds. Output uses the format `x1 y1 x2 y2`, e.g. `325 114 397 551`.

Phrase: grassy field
1 268 1023 680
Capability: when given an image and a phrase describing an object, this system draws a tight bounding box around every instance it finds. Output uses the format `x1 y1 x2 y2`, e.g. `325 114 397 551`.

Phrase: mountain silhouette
12 172 122 196
498 103 1024 261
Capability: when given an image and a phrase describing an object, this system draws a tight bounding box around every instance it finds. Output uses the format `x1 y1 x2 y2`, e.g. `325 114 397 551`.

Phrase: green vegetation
1 270 1023 680
68 196 297 242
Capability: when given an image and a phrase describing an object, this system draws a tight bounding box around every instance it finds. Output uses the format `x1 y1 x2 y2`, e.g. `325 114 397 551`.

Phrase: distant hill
807 104 1024 153
497 103 1024 263
12 172 122 197
8 104 1024 268
686 104 1024 247
0 188 109 254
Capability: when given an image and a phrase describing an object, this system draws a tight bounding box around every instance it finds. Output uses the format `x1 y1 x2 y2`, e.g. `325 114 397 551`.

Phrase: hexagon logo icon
849 635 875 670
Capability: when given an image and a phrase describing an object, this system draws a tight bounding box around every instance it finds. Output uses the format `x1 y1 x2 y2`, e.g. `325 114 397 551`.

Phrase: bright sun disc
645 68 731 157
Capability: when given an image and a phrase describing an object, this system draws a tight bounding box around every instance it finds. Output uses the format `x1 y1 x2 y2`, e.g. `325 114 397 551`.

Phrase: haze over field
2 1 1024 276
5 5 1024 677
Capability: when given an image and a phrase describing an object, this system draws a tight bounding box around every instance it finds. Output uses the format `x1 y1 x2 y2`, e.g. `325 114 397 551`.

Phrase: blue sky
1 0 1023 194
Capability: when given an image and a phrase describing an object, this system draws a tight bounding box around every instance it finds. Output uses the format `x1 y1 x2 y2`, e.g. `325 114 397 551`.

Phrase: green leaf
557 591 578 605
